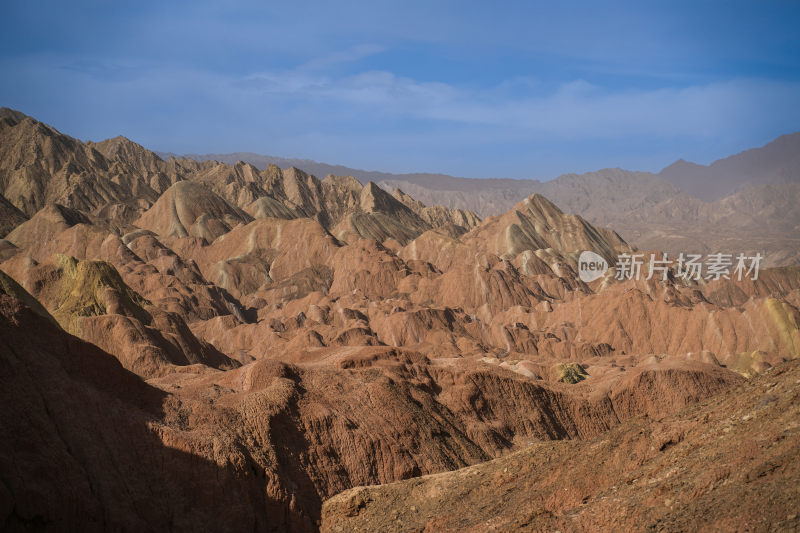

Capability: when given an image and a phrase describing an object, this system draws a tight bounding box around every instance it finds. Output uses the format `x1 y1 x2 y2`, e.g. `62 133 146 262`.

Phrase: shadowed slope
0 194 26 238
0 294 290 531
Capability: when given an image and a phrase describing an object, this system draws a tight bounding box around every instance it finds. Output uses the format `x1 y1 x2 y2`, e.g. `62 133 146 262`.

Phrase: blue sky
1 1 799 179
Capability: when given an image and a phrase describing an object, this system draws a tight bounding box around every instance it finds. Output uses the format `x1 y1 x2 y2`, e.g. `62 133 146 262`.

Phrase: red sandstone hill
0 281 750 531
322 358 800 532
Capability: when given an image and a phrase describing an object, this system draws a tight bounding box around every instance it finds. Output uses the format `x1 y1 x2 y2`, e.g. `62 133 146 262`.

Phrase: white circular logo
578 251 608 283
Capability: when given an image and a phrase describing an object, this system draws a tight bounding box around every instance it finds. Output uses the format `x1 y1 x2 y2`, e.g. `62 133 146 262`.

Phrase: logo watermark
578 251 763 282
578 251 609 282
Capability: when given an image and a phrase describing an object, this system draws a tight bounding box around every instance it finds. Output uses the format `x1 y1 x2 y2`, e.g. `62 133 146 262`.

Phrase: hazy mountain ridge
156 149 543 193
659 132 800 200
164 131 800 211
165 133 800 266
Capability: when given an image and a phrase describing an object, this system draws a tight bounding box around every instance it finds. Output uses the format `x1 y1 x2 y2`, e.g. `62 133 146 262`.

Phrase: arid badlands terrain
1 107 799 531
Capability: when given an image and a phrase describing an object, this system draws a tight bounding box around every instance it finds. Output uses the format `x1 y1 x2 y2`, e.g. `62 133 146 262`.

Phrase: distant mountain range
155 150 544 200
160 131 800 205
660 132 800 201
161 132 800 266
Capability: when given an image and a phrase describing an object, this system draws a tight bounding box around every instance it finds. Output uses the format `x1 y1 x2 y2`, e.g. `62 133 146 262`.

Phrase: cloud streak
232 65 800 142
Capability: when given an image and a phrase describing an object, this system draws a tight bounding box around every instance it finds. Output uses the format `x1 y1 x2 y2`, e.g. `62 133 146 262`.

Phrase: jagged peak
660 157 705 173
233 160 259 170
91 135 133 149
323 174 363 192
519 193 564 216
359 181 410 214
284 165 312 179
88 135 165 166
0 107 30 126
3 112 63 140
392 187 420 203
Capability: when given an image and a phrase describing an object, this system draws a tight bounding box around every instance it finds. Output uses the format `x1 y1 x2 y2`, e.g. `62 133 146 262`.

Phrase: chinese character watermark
577 251 763 283
611 252 762 281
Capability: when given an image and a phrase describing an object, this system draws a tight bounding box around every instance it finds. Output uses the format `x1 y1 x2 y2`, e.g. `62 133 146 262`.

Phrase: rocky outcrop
393 188 481 237
462 193 629 264
3 255 238 377
0 110 159 221
135 180 253 242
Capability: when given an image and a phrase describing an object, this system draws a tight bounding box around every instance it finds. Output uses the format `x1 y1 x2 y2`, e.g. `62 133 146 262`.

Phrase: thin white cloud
298 44 385 71
230 65 800 142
